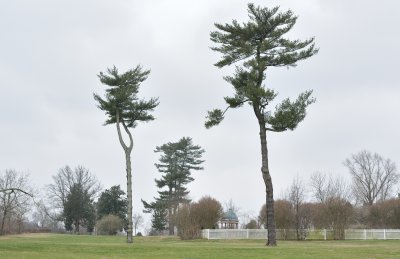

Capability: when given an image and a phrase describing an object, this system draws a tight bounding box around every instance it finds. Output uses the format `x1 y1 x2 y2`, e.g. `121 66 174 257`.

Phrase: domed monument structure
220 209 239 229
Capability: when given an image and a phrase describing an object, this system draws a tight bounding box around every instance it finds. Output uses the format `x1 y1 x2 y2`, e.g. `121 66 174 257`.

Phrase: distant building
220 209 239 229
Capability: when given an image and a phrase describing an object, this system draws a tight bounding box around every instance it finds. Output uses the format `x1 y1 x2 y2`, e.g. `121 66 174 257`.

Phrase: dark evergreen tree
97 185 127 227
94 66 159 243
205 4 318 246
63 183 96 234
142 137 205 235
142 200 167 234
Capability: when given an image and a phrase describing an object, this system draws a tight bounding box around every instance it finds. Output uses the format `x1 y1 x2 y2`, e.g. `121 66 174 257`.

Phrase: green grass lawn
0 233 399 258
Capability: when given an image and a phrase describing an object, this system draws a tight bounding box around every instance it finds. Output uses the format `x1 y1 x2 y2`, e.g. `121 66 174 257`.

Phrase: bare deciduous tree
288 176 306 240
193 196 223 230
224 199 240 216
0 170 33 235
176 196 223 239
367 198 400 228
176 203 200 240
309 172 353 240
310 172 350 203
132 213 143 235
344 150 399 205
47 166 101 221
261 200 293 231
32 199 60 230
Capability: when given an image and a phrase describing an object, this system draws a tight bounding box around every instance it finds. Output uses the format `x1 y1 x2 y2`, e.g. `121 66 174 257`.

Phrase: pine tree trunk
76 222 80 235
126 151 133 243
168 207 174 235
258 121 277 246
167 186 174 235
116 112 134 244
253 45 276 246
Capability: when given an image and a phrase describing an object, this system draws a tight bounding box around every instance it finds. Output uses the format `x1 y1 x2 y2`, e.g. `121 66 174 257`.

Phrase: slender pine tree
205 4 318 246
94 65 159 243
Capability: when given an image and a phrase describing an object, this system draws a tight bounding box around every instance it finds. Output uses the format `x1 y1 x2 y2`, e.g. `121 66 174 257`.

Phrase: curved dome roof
222 209 238 221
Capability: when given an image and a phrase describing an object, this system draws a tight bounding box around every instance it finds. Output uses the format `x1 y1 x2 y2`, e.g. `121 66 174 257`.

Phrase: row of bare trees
258 173 351 240
256 150 399 240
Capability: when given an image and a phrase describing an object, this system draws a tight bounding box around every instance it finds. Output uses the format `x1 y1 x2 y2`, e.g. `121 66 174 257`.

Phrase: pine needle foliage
94 66 159 128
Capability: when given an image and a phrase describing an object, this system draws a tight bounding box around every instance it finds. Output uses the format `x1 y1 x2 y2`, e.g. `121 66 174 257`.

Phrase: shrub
176 196 224 240
245 219 258 229
176 203 201 240
192 196 223 229
96 214 123 235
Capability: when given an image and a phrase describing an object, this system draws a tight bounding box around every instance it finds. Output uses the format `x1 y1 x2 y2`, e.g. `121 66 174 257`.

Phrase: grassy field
0 233 399 258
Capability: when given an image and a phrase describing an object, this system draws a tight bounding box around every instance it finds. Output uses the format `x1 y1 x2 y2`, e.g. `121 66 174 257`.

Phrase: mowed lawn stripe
1 234 400 258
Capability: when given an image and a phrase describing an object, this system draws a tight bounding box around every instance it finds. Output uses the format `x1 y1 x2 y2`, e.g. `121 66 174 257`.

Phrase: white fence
201 229 400 240
202 229 268 240
345 229 400 240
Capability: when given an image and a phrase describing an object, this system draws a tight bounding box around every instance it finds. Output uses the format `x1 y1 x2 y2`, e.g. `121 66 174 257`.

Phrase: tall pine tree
94 66 159 243
205 4 318 246
142 137 204 235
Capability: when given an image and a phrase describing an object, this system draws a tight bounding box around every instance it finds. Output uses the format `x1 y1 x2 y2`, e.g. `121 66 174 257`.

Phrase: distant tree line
1 150 399 240
257 151 400 240
0 166 140 236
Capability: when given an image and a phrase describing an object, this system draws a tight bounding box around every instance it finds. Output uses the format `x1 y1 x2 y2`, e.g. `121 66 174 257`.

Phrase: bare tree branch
0 188 33 197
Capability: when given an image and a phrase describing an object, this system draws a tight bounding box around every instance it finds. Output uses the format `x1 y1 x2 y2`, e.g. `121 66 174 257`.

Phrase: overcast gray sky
1 0 399 227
